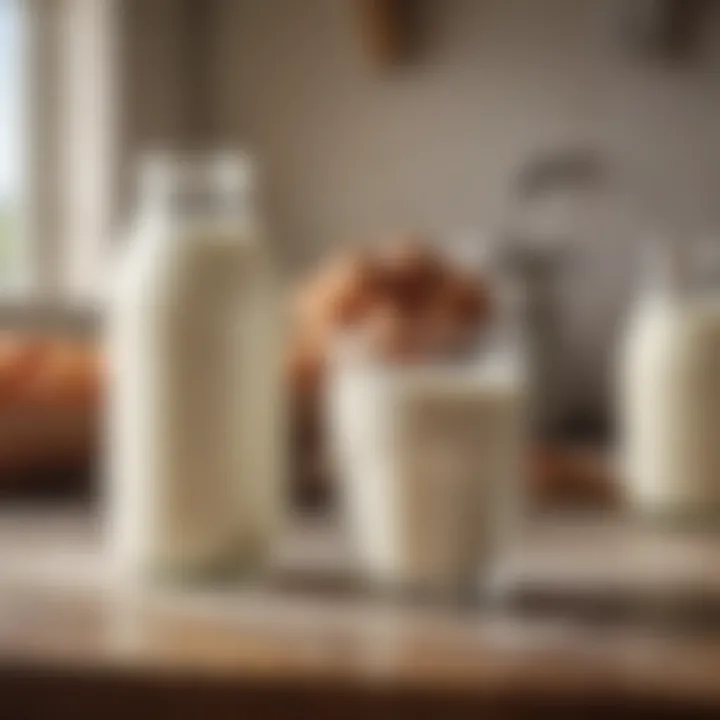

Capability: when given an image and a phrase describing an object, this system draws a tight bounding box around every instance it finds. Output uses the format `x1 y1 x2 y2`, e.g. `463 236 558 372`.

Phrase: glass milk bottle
619 238 720 523
107 153 284 582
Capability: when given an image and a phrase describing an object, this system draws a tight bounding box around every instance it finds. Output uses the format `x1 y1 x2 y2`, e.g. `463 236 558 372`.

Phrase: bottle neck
137 152 254 226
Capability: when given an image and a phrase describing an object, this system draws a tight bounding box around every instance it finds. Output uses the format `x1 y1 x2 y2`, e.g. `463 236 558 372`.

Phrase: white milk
621 292 720 521
107 155 284 581
327 355 525 595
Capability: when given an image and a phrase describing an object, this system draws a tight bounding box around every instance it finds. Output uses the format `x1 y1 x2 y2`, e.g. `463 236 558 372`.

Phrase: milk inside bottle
107 153 284 581
620 238 720 523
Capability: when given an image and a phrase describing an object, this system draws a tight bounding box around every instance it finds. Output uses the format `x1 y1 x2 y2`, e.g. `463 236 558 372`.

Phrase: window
0 0 117 311
0 0 24 288
57 0 117 301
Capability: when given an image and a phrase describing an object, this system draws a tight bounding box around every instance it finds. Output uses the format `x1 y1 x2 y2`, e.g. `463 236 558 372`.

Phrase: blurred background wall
120 0 720 426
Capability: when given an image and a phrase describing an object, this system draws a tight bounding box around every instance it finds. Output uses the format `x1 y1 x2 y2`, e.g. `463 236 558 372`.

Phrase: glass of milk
326 324 527 601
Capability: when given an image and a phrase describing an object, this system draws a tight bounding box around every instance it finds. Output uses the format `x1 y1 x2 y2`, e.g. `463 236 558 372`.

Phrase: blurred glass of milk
106 152 284 583
326 284 527 601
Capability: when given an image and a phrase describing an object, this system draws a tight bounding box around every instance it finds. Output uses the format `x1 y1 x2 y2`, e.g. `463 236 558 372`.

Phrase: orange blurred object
0 334 103 480
23 340 104 410
530 444 618 509
0 334 49 404
294 249 381 331
287 234 495 391
444 272 491 326
376 234 445 314
363 301 420 363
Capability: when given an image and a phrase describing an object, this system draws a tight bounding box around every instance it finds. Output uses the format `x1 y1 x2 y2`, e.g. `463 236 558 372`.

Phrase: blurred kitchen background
0 0 719 496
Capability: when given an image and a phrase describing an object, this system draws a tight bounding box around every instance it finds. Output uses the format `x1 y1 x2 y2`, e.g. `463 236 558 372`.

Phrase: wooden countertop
2 508 720 718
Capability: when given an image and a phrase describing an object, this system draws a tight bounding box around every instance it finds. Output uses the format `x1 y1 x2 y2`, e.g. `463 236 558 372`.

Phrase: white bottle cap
137 150 255 218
